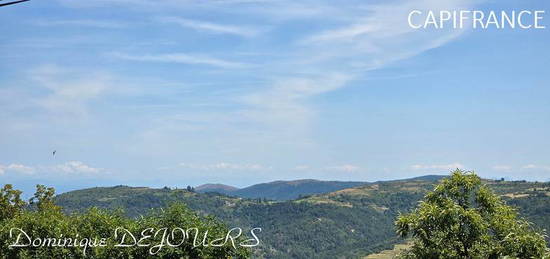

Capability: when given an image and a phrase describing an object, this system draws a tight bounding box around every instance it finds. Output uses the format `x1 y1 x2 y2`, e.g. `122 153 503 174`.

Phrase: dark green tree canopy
0 184 250 259
0 184 26 221
396 170 549 259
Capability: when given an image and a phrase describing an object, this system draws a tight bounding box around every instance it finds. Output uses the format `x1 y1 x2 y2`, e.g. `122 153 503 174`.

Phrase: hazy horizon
7 171 545 199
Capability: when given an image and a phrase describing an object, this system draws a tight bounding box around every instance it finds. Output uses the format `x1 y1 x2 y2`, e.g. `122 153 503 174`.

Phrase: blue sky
1 0 549 195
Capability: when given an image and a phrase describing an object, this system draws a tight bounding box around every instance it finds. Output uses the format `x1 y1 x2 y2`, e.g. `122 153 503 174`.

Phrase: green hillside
195 179 367 200
54 177 550 259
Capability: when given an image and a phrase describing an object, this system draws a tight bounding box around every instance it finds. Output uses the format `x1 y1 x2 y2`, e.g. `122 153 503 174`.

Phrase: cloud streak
158 17 260 37
0 161 104 176
51 161 104 175
110 52 248 69
235 0 476 136
29 65 111 118
0 164 35 175
32 19 126 28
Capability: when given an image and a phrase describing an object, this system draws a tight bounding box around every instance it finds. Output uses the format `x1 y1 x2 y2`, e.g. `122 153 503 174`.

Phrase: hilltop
195 183 239 194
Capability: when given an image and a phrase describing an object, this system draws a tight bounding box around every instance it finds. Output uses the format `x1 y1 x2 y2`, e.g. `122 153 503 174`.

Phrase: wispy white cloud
241 73 351 130
110 52 248 69
49 0 477 135
0 164 36 175
56 0 282 10
299 0 472 65
158 17 260 37
51 161 104 175
304 22 381 44
32 19 126 28
237 0 476 135
29 65 111 117
56 0 355 22
0 161 105 176
411 163 464 171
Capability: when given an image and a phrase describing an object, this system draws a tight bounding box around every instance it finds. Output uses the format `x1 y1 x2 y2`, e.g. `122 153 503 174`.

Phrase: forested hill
54 177 550 259
201 179 367 200
194 177 445 201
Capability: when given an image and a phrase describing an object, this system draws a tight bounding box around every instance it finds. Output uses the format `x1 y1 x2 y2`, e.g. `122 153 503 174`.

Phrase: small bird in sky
53 150 56 156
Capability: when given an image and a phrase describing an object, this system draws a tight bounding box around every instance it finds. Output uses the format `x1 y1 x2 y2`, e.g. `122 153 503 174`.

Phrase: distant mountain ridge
194 176 448 201
195 179 367 200
53 176 550 258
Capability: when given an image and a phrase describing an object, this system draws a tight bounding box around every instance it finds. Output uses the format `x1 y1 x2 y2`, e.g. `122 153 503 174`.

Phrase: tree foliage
0 184 250 259
395 170 549 259
0 184 26 222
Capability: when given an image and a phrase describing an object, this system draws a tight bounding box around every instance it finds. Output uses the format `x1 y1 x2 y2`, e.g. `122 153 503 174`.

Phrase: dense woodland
0 185 250 259
0 173 548 258
50 174 550 258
